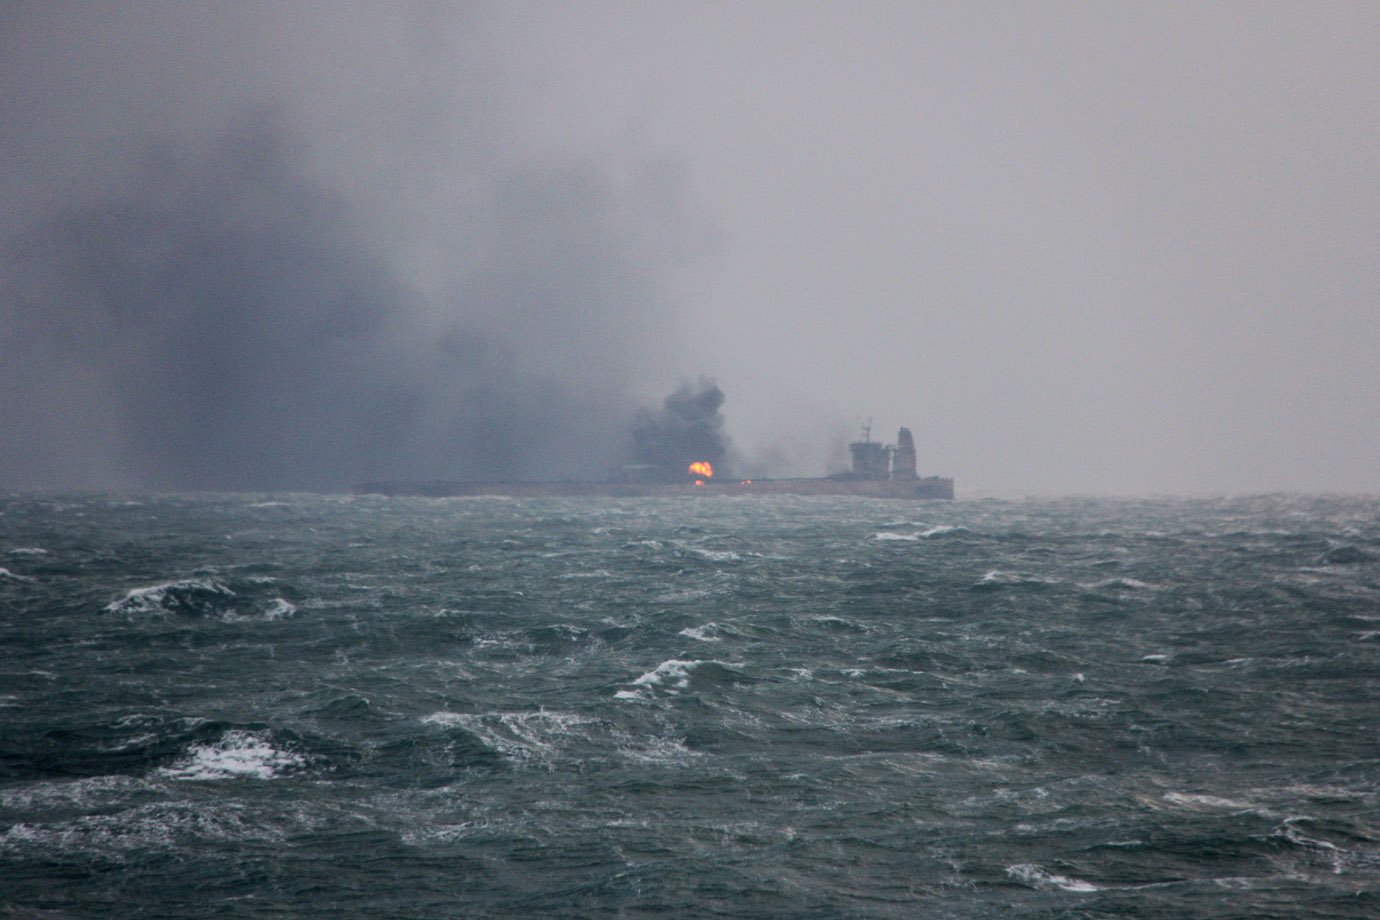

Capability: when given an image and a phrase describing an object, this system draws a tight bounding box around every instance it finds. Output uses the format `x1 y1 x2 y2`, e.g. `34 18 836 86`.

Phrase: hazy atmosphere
2 2 1376 494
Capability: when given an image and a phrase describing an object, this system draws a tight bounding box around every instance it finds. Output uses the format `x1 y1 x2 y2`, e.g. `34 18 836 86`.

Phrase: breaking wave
105 579 237 616
158 730 306 781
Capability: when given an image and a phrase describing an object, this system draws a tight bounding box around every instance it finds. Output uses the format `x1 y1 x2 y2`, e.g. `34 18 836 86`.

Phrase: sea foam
423 710 592 766
158 730 304 781
616 659 702 701
1006 863 1100 892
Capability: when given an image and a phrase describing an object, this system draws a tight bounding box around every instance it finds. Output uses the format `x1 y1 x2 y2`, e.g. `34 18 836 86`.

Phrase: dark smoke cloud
0 5 702 491
3 117 410 490
630 380 733 480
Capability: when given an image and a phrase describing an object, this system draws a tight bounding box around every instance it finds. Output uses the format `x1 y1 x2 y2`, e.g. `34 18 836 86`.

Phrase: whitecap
812 615 867 632
920 525 968 538
679 624 722 643
1278 816 1345 854
158 730 304 781
1006 863 1100 892
975 570 1058 587
422 710 592 765
687 547 741 562
617 658 703 701
264 598 297 620
873 531 918 541
632 659 696 688
616 735 701 765
7 546 47 555
1082 577 1158 591
105 579 235 615
1162 792 1256 813
0 567 34 582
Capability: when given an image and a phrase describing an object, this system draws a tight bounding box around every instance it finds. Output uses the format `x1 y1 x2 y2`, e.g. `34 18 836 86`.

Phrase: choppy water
2 493 1379 918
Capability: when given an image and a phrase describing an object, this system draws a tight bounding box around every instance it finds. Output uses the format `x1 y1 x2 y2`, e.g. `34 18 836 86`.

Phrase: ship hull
355 477 954 500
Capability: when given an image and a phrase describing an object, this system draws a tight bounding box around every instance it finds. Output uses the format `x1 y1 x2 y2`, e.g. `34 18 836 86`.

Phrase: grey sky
2 2 1376 493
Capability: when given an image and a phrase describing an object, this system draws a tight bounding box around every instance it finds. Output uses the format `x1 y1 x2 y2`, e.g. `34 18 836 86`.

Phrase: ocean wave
0 566 35 582
615 735 700 764
681 545 742 562
652 574 739 603
0 800 306 859
105 579 237 616
1006 863 1100 892
973 570 1060 588
7 492 1380 913
1081 577 1159 591
263 597 297 619
1317 545 1373 565
423 710 593 766
921 525 969 538
158 730 305 781
0 774 146 812
616 658 700 700
557 569 615 579
103 578 297 620
1160 791 1257 813
679 623 723 642
420 710 699 769
615 658 748 701
811 615 869 634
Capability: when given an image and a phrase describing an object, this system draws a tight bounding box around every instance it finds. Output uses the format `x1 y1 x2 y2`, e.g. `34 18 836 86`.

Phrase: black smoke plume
630 380 733 480
0 6 707 492
0 117 656 490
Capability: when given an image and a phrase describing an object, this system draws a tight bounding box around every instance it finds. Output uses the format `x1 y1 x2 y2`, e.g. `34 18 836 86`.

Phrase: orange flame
688 461 714 479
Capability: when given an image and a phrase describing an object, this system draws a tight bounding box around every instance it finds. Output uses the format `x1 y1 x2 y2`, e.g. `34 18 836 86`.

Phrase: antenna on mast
861 417 873 443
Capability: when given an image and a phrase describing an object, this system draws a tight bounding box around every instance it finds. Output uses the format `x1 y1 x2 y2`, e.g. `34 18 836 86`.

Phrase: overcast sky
2 2 1376 494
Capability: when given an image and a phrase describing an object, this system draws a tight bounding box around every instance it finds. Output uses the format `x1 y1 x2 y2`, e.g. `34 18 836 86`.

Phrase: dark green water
2 493 1379 917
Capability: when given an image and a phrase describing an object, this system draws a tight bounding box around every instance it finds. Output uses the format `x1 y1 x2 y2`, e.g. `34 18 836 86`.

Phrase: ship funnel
891 427 917 480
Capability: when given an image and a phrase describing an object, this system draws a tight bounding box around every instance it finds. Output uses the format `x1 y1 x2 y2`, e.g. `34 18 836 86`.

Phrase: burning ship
356 424 953 501
356 383 953 500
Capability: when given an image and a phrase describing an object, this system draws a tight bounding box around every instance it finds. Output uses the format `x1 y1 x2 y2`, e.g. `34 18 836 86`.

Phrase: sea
2 492 1378 918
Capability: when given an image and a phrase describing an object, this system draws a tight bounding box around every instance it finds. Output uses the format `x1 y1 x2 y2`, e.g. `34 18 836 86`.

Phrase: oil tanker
356 424 954 500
